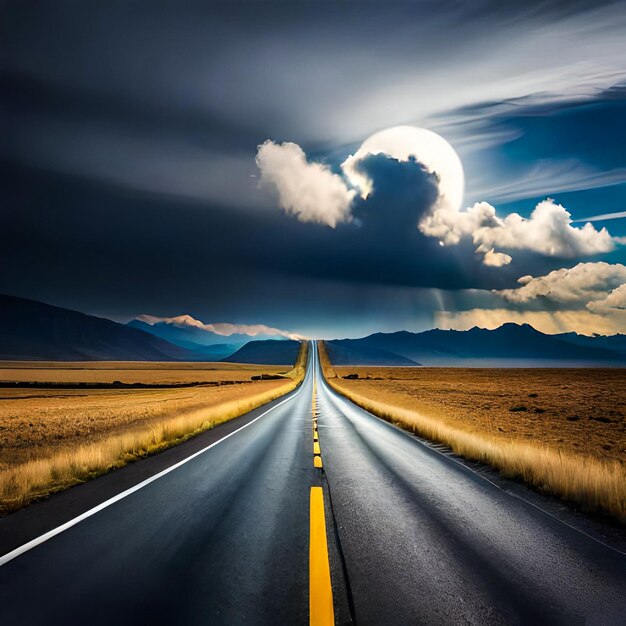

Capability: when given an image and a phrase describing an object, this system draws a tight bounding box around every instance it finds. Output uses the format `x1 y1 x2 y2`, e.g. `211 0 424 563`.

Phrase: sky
2 0 626 339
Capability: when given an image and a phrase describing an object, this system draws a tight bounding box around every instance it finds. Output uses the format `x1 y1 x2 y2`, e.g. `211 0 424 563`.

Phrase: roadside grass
0 360 288 385
318 341 626 521
0 343 307 515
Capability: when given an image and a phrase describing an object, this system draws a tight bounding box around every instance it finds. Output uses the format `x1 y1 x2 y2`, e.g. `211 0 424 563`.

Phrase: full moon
341 125 465 212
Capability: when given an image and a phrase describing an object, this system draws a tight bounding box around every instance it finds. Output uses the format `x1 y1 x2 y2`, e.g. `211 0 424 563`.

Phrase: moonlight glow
342 125 465 213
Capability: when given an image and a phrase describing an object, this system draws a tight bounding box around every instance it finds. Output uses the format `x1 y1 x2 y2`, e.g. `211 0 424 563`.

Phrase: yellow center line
312 378 323 468
309 486 334 625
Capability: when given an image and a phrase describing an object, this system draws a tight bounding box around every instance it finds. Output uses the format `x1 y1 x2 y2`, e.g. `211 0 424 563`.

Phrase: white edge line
0 390 300 568
319 372 626 557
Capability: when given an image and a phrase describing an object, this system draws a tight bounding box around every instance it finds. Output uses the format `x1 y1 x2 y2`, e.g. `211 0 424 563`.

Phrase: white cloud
255 140 355 227
480 246 512 267
137 314 304 340
496 262 626 305
573 210 626 223
255 136 623 269
420 198 621 265
588 283 626 314
437 262 626 335
420 200 497 247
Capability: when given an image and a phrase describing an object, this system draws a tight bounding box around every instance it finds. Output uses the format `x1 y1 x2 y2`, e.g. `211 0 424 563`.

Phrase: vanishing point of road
0 343 624 625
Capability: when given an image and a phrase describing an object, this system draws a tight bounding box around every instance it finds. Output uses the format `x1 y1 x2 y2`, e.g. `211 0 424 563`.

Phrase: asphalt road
0 343 625 625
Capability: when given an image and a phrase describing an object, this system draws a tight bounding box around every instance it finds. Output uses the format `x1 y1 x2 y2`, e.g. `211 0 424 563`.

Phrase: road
0 343 625 625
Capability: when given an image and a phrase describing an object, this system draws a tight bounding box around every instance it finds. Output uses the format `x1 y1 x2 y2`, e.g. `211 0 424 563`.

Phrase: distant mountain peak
326 320 625 366
494 322 540 333
0 294 202 361
222 340 302 365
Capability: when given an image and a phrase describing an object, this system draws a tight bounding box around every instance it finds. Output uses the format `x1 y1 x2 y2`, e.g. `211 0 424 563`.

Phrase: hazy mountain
4 293 623 366
555 332 626 357
323 342 418 366
223 340 302 365
186 343 244 361
127 317 294 361
0 294 209 361
128 319 241 358
327 323 624 366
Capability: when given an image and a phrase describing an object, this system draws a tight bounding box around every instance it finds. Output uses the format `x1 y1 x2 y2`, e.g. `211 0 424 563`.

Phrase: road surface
0 343 624 625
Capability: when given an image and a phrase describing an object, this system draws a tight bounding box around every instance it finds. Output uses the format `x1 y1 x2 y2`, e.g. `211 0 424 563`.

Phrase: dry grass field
0 347 306 513
319 342 626 521
0 360 285 385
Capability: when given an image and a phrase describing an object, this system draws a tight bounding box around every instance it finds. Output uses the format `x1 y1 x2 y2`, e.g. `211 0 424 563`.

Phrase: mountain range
127 319 242 360
325 324 626 366
1 293 625 366
0 294 196 361
0 295 290 363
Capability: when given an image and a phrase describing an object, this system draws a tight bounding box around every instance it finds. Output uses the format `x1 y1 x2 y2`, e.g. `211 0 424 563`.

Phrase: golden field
319 342 626 520
0 360 286 385
0 347 306 513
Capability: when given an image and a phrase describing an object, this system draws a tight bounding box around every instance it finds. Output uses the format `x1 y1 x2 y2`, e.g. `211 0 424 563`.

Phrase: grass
0 360 288 385
0 344 307 514
318 341 626 521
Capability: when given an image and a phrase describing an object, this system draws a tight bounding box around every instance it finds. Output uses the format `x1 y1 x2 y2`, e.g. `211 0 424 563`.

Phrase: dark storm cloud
0 153 576 308
2 0 626 334
0 69 255 153
267 153 583 289
1 155 581 341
